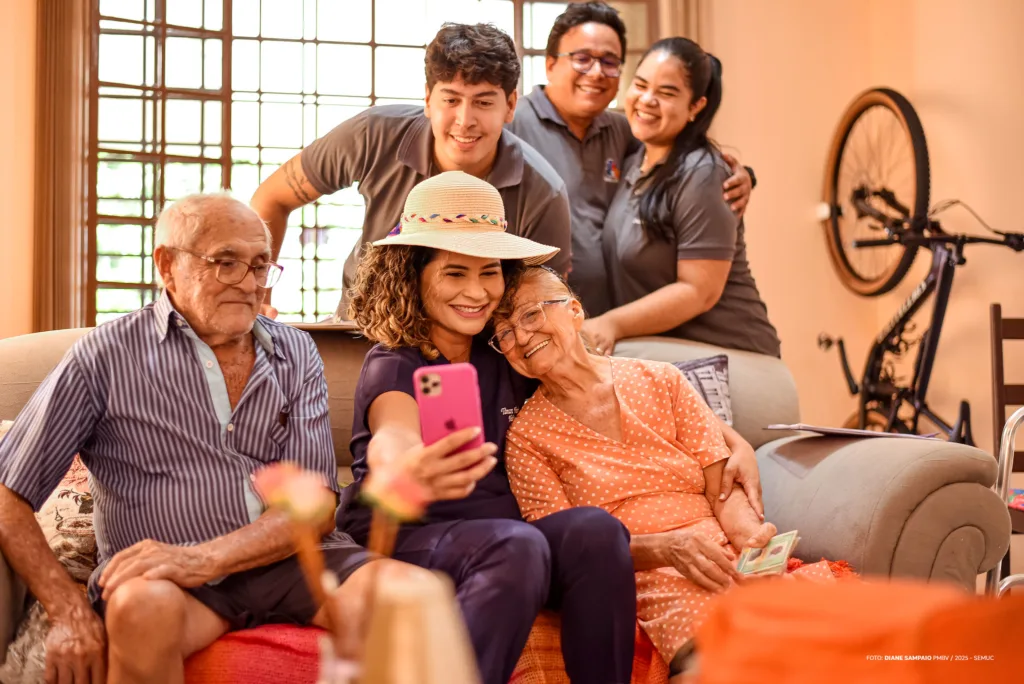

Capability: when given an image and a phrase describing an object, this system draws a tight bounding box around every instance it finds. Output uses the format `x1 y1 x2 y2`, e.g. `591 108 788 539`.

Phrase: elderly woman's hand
737 521 777 551
581 316 619 356
662 529 742 593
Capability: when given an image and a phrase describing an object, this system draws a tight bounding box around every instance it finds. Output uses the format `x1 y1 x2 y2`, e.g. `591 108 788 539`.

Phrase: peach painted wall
700 0 1024 450
699 0 880 427
0 0 37 340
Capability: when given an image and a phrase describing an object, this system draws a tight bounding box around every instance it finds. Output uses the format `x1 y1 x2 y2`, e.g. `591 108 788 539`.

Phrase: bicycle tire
822 88 930 296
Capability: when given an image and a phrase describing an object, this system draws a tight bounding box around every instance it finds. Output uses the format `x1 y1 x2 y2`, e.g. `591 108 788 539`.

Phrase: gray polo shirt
507 87 638 316
300 104 572 317
603 148 781 357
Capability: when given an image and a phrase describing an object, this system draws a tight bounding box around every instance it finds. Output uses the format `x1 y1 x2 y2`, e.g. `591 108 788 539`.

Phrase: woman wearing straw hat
338 171 764 684
337 170 637 684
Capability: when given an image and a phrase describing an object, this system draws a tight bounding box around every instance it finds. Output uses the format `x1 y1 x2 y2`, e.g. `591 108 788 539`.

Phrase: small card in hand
736 530 799 576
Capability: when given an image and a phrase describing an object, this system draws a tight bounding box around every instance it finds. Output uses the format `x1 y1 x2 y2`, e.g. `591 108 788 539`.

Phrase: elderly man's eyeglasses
173 248 284 289
488 298 571 354
557 50 624 78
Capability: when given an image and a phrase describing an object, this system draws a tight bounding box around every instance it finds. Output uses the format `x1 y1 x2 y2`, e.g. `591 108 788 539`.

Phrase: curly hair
349 245 526 359
348 245 438 359
426 23 521 97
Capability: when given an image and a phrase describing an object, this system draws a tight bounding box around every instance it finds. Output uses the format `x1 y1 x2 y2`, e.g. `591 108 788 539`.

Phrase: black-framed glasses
557 50 624 78
488 299 571 354
173 248 284 289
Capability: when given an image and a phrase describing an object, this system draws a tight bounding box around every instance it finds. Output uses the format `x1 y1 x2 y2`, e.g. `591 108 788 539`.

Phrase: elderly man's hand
581 316 618 356
662 529 742 594
45 604 106 684
99 540 213 600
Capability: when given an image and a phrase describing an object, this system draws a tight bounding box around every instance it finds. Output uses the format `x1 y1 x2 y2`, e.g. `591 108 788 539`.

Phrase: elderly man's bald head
155 193 270 253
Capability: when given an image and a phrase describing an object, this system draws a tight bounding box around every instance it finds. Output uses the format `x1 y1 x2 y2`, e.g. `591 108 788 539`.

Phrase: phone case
413 363 486 453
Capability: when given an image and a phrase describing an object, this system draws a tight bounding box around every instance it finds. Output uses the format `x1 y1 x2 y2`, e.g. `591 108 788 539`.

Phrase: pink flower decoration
361 467 429 521
253 462 335 522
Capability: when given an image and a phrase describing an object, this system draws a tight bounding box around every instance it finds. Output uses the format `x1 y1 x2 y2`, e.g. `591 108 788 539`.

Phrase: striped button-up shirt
0 291 352 564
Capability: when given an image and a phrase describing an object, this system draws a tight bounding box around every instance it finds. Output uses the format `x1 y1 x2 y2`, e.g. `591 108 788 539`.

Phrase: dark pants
392 507 636 684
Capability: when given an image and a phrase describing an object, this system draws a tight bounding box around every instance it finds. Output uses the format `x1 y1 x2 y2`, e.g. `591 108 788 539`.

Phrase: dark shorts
88 543 374 632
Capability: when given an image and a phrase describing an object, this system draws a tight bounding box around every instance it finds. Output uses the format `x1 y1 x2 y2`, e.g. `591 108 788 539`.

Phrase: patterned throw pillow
672 355 734 426
0 421 97 682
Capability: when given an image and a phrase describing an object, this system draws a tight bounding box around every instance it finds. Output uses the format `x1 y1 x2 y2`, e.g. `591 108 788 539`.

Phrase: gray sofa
0 328 1011 659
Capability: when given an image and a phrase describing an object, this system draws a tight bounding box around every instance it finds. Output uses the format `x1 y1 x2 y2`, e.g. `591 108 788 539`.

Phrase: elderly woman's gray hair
494 265 579 320
493 265 597 352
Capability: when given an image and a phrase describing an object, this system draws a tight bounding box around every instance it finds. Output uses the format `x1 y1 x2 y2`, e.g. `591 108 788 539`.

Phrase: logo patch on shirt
603 158 621 183
501 406 520 424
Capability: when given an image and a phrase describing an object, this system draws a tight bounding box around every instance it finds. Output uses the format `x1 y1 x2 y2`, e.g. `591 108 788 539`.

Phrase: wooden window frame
82 0 659 326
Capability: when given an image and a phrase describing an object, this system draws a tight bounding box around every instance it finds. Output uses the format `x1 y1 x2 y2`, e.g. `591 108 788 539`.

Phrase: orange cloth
510 612 669 684
696 578 1024 683
506 357 835 663
184 624 322 683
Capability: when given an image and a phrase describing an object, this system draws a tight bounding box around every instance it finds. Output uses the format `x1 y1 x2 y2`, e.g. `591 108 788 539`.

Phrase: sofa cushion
0 423 98 681
614 337 800 449
672 355 733 425
0 329 92 427
184 624 323 683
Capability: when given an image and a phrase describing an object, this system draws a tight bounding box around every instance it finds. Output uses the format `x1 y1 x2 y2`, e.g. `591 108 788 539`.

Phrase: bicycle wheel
822 88 930 296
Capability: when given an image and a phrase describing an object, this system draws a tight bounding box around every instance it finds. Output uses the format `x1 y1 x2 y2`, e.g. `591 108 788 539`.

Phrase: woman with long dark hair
582 37 781 358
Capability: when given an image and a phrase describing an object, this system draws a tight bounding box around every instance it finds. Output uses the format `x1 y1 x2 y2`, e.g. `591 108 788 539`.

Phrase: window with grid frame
89 0 658 325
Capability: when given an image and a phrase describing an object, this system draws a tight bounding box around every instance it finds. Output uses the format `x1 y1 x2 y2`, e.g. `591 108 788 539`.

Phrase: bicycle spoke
834 100 920 283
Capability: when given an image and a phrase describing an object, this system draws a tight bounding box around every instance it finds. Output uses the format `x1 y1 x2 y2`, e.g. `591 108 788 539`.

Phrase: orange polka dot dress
505 357 834 664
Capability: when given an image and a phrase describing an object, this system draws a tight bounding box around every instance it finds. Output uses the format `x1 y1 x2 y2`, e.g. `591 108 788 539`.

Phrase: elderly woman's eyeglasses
557 50 624 78
173 248 284 289
488 298 571 354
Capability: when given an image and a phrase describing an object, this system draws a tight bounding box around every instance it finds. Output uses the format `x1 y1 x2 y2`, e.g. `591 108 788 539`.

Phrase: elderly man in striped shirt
0 194 393 684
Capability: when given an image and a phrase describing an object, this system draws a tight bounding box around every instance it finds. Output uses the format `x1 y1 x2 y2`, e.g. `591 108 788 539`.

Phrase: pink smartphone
413 363 485 453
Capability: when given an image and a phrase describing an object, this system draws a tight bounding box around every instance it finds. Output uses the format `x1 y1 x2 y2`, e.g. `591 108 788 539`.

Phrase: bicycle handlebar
853 232 1024 251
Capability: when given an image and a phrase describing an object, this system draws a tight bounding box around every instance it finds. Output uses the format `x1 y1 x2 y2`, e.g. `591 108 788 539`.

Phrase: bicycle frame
852 233 974 444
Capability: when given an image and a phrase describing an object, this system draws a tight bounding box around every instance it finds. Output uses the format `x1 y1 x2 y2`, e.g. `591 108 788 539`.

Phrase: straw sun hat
371 170 559 265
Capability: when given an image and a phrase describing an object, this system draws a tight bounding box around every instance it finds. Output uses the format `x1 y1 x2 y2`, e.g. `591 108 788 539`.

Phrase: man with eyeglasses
0 194 397 683
251 23 571 320
507 1 754 316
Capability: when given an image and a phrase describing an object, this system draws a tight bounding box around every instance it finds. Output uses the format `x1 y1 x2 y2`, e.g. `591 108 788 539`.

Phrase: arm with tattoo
251 154 324 262
283 155 316 205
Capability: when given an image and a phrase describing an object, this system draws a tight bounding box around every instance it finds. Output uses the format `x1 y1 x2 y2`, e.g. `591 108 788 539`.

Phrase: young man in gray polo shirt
251 23 570 318
507 1 752 315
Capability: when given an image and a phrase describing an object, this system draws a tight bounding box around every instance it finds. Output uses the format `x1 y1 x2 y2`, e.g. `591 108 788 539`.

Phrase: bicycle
816 88 1024 444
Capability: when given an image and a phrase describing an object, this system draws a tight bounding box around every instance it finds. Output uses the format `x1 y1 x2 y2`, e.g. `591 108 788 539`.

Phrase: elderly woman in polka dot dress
492 266 835 679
